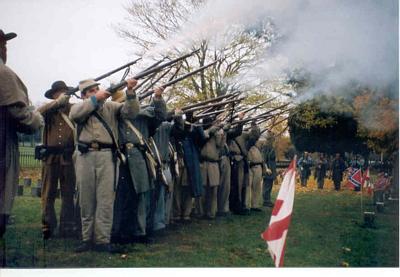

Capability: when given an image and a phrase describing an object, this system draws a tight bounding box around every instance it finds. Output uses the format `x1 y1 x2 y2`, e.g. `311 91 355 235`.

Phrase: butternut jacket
37 101 74 165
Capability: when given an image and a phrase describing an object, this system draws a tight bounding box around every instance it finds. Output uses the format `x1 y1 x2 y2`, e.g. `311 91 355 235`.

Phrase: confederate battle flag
346 168 363 190
261 157 297 267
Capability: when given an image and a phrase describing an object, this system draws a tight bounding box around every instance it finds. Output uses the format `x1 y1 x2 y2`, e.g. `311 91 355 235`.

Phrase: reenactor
298 152 313 187
111 87 166 244
37 81 76 239
331 153 346 191
199 122 225 219
228 120 260 215
217 115 244 217
70 78 140 252
247 138 264 211
261 132 277 207
314 153 328 189
150 109 182 234
0 29 44 238
172 112 206 222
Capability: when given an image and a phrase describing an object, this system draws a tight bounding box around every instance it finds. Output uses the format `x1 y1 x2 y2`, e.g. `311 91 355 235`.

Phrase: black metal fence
19 148 41 168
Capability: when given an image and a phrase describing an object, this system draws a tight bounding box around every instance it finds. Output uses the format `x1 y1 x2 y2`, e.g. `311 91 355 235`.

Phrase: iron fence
19 148 41 168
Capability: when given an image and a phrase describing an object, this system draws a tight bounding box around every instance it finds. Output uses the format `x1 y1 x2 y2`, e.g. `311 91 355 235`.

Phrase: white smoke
144 0 398 100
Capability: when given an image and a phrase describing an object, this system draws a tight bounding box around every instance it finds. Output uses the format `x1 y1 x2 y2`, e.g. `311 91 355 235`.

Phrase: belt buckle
91 142 100 150
126 143 134 150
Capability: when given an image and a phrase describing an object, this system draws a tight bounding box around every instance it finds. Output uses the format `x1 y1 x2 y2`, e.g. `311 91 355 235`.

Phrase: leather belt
87 141 114 151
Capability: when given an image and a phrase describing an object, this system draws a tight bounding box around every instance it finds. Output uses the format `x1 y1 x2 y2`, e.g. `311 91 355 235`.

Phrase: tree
117 0 283 107
288 92 398 156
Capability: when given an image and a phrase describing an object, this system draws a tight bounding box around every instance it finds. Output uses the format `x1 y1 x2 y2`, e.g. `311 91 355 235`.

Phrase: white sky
1 0 137 105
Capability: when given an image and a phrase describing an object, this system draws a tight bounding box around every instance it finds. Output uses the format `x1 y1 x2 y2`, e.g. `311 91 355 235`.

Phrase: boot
0 214 9 239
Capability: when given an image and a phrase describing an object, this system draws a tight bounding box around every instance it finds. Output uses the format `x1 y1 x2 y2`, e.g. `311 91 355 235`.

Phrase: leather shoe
134 236 155 244
237 209 251 215
251 208 262 212
75 241 92 253
42 229 52 240
95 243 120 253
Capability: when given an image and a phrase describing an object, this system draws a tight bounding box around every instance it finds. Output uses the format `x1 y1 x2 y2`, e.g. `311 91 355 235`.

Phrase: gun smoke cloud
147 0 398 101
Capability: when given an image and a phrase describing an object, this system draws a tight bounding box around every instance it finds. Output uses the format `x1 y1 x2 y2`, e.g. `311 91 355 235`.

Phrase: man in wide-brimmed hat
70 77 140 253
0 29 43 239
36 80 76 240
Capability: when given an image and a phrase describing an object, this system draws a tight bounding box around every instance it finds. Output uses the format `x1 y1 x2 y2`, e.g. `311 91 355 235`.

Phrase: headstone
17 185 24 196
363 211 376 228
23 178 32 187
31 186 42 198
376 202 384 213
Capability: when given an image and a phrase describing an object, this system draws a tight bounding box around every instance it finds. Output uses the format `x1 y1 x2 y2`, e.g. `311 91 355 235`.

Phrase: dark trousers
317 177 325 189
333 179 341 190
230 160 243 213
41 160 75 235
263 178 274 204
112 164 150 244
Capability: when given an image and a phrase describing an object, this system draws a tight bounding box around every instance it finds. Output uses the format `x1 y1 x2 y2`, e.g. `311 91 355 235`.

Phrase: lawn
0 178 398 268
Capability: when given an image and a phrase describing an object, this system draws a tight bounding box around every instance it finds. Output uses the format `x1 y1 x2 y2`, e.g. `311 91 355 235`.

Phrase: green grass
1 188 398 268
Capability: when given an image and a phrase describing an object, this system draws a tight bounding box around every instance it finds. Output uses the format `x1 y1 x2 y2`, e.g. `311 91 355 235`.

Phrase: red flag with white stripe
362 168 372 195
261 157 297 267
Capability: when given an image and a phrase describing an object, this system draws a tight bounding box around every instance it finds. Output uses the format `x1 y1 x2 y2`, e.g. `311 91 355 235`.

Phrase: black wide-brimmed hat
44 80 74 99
0 29 17 41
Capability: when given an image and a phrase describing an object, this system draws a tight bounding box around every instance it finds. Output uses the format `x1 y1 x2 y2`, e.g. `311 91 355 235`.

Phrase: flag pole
361 170 364 220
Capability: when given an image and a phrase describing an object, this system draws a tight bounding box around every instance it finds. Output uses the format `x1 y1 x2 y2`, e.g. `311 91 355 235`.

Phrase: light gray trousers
75 150 116 244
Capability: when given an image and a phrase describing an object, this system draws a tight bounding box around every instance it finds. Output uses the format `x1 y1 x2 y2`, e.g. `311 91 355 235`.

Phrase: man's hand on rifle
126 78 138 90
238 111 245 120
95 90 112 101
154 86 164 98
55 93 70 106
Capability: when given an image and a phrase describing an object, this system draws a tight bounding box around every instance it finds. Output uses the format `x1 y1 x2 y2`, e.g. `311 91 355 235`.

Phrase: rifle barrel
138 60 217 101
232 95 279 119
66 57 142 97
183 96 245 113
94 57 142 81
107 49 200 94
182 91 240 111
193 109 226 119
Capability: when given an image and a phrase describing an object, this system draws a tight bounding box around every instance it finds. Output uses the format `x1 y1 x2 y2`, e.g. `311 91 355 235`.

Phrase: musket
138 62 183 99
127 58 169 91
181 91 241 111
138 60 217 101
107 49 200 93
193 108 226 119
230 103 291 126
231 95 280 120
182 95 245 114
260 116 289 134
243 105 293 128
66 57 142 97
